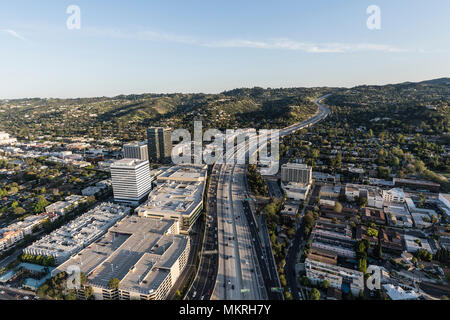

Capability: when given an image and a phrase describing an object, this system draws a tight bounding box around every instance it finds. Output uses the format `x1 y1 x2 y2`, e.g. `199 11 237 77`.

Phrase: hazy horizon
1 0 449 99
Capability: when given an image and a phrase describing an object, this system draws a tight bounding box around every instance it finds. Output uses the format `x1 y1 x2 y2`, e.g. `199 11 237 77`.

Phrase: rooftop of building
393 178 440 187
137 179 204 218
157 163 207 182
281 163 311 169
25 203 130 258
54 216 188 295
111 158 149 169
123 140 148 147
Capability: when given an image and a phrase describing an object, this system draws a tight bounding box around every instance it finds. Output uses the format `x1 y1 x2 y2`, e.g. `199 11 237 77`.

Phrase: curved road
190 94 331 300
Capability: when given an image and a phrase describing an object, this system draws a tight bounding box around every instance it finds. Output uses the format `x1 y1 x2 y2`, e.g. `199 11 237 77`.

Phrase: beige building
53 216 190 300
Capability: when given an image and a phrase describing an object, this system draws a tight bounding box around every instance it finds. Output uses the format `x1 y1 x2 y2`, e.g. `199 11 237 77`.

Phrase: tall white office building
110 158 152 205
281 163 312 185
123 141 148 161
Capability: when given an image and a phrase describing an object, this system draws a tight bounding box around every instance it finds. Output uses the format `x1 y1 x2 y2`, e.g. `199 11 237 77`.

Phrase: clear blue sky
1 0 449 98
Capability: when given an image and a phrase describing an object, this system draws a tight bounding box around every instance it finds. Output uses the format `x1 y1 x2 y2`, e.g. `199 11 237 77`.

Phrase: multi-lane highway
185 165 220 300
213 163 265 299
189 95 331 300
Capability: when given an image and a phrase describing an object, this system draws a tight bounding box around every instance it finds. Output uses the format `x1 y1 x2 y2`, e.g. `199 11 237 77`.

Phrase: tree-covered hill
0 87 334 142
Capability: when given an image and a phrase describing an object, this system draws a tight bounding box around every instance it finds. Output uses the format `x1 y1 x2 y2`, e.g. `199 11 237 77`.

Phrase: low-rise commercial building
305 258 364 295
383 188 406 204
393 178 440 193
311 221 356 259
404 235 434 254
0 213 54 251
361 207 386 225
385 204 413 228
24 203 130 264
379 229 404 253
53 216 189 300
45 195 89 215
136 164 207 233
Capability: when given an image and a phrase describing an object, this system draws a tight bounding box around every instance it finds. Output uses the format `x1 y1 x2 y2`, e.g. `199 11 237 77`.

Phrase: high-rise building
110 158 153 205
147 127 173 163
281 163 312 185
123 140 148 161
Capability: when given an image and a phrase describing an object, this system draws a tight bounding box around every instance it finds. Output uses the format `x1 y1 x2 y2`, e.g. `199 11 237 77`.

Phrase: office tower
110 158 152 205
123 140 148 161
147 127 173 163
281 163 312 185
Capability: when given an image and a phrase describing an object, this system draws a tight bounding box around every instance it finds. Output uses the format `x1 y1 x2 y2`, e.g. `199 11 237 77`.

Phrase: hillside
0 87 332 142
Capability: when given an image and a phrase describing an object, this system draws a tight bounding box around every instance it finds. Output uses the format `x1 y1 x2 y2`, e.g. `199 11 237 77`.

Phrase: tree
367 227 378 238
280 274 287 287
284 291 292 300
310 288 320 300
64 291 77 300
358 197 368 208
33 195 50 214
322 280 330 289
333 202 343 214
300 275 311 286
13 207 26 215
376 241 383 259
84 286 94 300
303 211 315 234
359 290 364 300
107 278 120 289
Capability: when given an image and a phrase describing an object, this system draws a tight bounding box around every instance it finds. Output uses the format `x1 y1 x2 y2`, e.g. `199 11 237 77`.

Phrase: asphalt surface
185 95 331 301
0 285 37 301
213 163 265 300
185 165 220 300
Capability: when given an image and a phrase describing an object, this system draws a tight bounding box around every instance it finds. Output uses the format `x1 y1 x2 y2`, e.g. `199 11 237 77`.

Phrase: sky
0 0 449 99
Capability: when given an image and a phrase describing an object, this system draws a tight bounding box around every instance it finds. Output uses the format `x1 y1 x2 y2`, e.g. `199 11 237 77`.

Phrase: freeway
213 94 331 300
185 165 220 301
190 94 331 300
213 163 265 300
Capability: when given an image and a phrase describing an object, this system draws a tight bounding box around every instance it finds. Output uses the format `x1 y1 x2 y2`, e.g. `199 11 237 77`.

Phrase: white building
136 164 207 232
24 203 130 263
53 216 189 300
385 204 413 228
45 195 88 215
383 188 405 204
382 284 420 300
344 184 384 208
305 258 364 295
438 193 450 219
111 158 153 205
404 235 434 254
0 132 17 145
405 197 439 229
